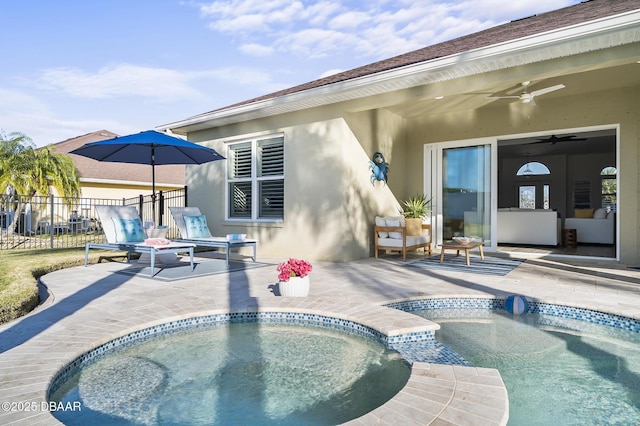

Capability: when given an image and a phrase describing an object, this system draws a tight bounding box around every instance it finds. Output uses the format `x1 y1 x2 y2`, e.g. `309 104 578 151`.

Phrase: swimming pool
48 313 412 425
389 297 640 425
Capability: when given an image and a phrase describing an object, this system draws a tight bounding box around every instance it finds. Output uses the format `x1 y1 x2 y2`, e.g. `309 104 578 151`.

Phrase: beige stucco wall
405 85 639 264
186 107 406 262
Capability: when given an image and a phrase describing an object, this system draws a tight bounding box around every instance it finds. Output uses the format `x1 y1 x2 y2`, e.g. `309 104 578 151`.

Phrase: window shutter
229 182 252 218
258 138 284 177
259 180 284 217
229 143 252 179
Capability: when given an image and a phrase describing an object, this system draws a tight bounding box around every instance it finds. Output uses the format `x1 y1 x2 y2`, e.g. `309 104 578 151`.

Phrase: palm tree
1 131 80 234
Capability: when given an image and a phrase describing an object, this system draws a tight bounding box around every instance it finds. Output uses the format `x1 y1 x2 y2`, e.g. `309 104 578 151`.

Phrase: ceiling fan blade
487 95 521 99
530 84 565 97
529 134 587 144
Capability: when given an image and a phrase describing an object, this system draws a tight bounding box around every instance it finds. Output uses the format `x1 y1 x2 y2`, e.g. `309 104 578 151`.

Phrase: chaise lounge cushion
112 217 146 243
183 214 212 238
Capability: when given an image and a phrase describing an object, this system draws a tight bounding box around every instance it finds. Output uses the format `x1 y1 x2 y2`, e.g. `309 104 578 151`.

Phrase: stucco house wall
187 109 405 261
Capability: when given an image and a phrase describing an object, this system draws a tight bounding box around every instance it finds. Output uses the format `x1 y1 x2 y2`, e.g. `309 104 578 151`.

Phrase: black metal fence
0 187 186 250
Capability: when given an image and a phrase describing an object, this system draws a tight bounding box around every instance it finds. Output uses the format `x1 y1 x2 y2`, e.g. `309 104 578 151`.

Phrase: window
516 161 550 176
601 166 617 212
519 185 535 208
227 135 284 220
543 184 550 209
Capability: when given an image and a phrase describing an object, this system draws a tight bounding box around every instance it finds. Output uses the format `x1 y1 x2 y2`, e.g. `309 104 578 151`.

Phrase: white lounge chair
169 207 258 266
84 205 195 278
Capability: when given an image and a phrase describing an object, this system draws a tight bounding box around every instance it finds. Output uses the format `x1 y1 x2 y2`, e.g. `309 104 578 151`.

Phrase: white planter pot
279 275 310 297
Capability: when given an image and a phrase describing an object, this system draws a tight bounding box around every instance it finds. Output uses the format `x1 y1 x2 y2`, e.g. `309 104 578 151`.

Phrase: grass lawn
0 248 107 325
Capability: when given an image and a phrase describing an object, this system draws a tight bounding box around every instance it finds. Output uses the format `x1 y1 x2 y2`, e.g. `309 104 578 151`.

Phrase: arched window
517 160 551 209
601 166 617 212
516 161 550 176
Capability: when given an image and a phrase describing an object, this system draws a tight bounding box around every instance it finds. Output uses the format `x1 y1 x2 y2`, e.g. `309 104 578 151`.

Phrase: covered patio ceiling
381 62 640 120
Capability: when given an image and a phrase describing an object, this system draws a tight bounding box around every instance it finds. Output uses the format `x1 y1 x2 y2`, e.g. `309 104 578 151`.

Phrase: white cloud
456 0 578 22
304 1 342 26
36 64 205 101
319 68 344 78
208 13 269 33
328 11 371 30
0 89 127 146
276 28 359 58
201 0 304 33
198 0 581 61
239 43 274 56
195 66 288 95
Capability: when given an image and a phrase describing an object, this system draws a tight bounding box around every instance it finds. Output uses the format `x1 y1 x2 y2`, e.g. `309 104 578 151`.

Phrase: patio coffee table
440 240 485 266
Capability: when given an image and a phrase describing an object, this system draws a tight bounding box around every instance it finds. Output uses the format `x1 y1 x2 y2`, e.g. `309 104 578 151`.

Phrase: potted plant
277 258 313 297
401 194 433 236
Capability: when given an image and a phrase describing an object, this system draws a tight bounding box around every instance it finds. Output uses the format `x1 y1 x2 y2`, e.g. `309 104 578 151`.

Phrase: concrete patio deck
1 251 640 425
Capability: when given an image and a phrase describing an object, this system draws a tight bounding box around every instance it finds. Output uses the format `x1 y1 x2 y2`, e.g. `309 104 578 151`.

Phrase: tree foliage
0 131 80 199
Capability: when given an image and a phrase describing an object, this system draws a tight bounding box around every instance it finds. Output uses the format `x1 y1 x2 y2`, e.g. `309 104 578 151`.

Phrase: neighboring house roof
50 130 185 187
161 0 640 133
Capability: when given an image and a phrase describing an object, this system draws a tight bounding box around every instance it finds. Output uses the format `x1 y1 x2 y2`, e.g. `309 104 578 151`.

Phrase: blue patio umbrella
70 130 225 222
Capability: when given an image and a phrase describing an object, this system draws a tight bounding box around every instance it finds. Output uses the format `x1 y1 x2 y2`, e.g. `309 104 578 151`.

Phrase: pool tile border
48 310 438 397
388 296 640 333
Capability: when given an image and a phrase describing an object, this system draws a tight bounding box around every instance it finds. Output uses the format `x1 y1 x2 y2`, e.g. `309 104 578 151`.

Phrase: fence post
158 191 164 226
49 194 54 249
138 195 144 223
184 185 188 207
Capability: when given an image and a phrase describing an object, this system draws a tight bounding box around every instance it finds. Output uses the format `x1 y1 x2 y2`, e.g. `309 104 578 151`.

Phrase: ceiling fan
489 81 566 104
527 134 587 145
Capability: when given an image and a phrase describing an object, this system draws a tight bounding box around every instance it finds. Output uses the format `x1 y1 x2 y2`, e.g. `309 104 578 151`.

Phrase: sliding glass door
437 141 494 248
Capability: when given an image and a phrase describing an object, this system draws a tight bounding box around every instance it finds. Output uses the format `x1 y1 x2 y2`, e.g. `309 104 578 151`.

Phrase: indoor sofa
564 208 615 244
497 208 561 246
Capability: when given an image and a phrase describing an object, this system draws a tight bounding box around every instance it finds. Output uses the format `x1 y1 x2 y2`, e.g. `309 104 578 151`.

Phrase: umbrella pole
151 149 156 226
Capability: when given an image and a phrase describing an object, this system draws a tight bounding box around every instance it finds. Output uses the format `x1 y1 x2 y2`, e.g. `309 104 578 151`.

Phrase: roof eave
159 10 640 134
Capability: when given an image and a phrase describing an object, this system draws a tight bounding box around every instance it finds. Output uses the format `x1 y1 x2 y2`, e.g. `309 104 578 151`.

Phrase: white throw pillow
375 216 388 238
606 211 615 220
593 208 607 219
385 216 405 239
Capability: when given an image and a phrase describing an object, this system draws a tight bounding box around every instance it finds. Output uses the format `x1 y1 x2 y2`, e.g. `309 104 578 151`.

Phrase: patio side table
440 241 485 266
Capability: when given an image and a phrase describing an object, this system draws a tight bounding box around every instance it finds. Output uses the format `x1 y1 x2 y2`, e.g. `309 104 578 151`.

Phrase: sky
1 0 582 147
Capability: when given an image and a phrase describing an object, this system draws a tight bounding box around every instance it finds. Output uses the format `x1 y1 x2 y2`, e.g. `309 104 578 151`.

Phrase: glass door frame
424 137 498 252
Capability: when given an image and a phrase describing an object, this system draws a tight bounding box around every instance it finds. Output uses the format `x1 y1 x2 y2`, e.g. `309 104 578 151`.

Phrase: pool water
50 322 410 425
416 309 640 425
